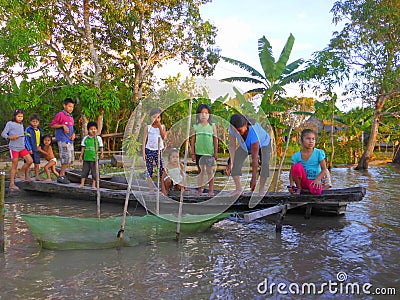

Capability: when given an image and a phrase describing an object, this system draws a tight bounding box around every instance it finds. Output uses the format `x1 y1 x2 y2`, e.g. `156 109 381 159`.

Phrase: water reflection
0 165 399 299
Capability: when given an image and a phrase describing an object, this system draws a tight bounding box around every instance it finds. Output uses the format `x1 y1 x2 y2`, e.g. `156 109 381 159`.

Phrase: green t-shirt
81 135 103 161
193 123 215 156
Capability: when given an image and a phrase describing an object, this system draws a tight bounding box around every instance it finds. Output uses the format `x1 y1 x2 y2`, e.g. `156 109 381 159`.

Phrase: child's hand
311 180 322 189
79 156 83 163
100 153 104 159
63 125 69 134
250 176 256 192
191 153 196 162
225 164 231 176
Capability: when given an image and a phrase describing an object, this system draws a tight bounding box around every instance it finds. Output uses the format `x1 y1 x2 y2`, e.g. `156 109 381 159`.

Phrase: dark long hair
195 104 212 124
229 113 256 128
12 109 24 122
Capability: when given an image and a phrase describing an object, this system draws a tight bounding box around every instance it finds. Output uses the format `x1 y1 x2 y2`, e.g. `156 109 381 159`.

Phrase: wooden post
275 203 288 232
156 137 161 215
94 133 101 218
176 96 192 241
304 203 313 219
1 172 5 252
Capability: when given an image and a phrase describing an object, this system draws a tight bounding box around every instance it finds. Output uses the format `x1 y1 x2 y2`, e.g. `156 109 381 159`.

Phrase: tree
0 0 219 136
221 34 306 156
315 0 400 169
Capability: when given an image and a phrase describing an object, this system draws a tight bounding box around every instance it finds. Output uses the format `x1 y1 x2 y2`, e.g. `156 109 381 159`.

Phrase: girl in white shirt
142 108 166 193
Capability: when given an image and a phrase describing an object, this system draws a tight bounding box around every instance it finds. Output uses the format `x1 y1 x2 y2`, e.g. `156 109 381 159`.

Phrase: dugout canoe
15 178 366 216
21 212 230 250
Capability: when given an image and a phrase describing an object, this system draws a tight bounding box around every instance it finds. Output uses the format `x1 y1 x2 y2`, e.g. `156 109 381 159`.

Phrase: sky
155 0 357 109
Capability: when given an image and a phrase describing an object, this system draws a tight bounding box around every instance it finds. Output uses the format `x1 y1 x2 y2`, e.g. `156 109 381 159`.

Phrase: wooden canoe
15 177 366 216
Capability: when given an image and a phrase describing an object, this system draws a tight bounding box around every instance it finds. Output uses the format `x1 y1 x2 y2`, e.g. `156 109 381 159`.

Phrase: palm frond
282 59 305 76
221 56 265 79
220 76 265 85
258 36 275 80
274 33 295 79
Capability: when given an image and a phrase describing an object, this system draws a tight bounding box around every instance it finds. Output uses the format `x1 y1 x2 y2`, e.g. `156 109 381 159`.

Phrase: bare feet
77 184 84 188
9 185 20 191
35 177 43 181
45 179 52 182
25 178 33 182
207 192 215 197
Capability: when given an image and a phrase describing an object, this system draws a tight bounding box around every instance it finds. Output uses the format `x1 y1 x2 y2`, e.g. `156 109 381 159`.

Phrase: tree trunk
393 142 400 163
356 94 386 170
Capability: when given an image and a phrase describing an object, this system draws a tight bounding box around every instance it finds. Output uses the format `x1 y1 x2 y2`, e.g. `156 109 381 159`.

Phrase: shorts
10 148 30 159
231 145 270 178
82 161 98 181
57 141 74 165
195 155 215 167
31 150 41 164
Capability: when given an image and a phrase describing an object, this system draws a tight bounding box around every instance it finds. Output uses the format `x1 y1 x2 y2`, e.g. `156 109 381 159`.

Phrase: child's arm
180 162 187 190
311 159 328 189
190 133 196 162
37 146 48 156
98 136 104 159
213 124 218 160
79 146 85 163
157 123 166 140
161 168 168 195
142 126 148 159
226 132 236 176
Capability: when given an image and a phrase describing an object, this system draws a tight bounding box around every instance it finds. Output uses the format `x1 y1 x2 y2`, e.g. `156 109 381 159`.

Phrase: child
227 114 271 196
78 122 104 189
142 108 166 193
190 104 218 196
24 114 44 181
37 135 60 181
161 148 185 196
1 109 33 190
50 98 75 184
288 129 328 195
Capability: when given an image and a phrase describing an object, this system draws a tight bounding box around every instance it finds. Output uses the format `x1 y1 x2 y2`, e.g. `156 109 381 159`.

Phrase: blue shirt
230 122 270 153
50 111 74 143
291 148 326 180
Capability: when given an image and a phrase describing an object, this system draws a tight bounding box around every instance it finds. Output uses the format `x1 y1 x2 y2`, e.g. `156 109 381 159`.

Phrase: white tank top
146 125 164 150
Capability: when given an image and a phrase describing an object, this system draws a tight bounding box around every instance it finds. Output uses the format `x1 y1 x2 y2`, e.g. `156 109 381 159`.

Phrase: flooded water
1 165 399 299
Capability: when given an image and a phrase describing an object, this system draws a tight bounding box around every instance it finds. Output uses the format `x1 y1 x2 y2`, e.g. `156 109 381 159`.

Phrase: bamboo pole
156 137 161 215
94 132 101 218
176 97 192 241
273 115 296 192
118 100 143 245
1 172 5 252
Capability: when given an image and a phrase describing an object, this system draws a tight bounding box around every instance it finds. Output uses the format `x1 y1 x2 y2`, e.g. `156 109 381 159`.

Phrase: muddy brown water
0 165 399 299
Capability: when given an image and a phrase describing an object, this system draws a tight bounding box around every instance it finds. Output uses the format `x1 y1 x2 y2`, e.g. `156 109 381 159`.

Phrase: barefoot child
161 148 185 196
37 135 60 181
190 104 218 196
24 114 44 181
227 114 271 196
142 108 166 193
1 109 33 190
288 129 328 195
78 122 104 189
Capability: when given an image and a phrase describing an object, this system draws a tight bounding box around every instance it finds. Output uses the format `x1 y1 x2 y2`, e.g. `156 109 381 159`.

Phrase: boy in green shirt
78 122 104 189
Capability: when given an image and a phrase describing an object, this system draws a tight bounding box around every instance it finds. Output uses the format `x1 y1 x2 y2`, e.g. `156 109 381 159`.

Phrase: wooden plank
243 202 307 222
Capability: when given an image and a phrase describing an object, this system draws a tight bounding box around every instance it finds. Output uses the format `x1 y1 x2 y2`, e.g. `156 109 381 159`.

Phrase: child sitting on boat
37 135 60 181
161 148 185 196
288 129 329 195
